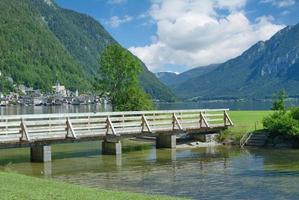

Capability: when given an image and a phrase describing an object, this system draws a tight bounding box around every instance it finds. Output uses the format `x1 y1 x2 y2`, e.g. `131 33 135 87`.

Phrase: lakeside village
0 81 107 107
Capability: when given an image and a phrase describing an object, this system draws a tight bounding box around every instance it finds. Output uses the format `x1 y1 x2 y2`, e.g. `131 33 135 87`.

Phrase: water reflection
0 104 111 115
1 142 299 199
30 162 52 178
2 101 299 116
155 148 176 162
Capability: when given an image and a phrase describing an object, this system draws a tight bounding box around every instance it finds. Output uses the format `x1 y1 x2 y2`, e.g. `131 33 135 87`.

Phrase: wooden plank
205 118 223 122
0 122 23 127
202 114 224 117
141 115 152 133
110 122 141 128
0 109 229 120
142 115 172 120
106 117 118 136
19 119 30 142
148 121 173 126
172 113 183 130
66 118 77 139
200 112 210 128
224 111 234 126
180 120 200 124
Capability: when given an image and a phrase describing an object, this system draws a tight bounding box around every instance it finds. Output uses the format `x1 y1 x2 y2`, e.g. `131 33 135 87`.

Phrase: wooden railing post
199 112 209 128
224 110 227 126
141 115 152 133
199 112 203 128
106 116 117 136
172 113 183 131
122 115 125 131
66 118 77 139
224 111 234 126
49 117 52 134
20 118 30 142
88 116 90 132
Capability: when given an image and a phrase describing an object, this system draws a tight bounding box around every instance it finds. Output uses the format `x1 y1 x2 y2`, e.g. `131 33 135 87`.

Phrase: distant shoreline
159 98 299 103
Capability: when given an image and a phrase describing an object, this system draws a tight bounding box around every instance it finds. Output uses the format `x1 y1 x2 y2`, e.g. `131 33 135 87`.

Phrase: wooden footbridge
0 109 233 162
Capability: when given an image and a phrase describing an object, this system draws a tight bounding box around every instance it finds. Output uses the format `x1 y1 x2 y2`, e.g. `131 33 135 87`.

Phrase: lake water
1 102 299 199
156 101 299 111
1 100 299 115
1 141 299 200
0 104 111 115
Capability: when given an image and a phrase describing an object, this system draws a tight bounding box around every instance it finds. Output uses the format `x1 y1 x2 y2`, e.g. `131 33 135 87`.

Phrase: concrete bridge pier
156 134 176 149
30 145 52 163
102 137 122 155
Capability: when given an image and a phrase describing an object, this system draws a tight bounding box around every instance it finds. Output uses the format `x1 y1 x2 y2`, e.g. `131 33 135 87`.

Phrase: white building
52 82 67 97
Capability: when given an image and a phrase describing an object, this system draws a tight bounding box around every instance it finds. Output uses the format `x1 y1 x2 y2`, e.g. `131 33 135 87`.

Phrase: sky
55 0 299 73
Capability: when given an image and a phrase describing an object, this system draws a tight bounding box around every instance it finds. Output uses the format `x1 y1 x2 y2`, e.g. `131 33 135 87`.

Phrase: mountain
0 0 92 91
156 72 178 87
31 0 117 75
172 24 299 100
0 0 176 101
31 0 176 101
156 64 219 88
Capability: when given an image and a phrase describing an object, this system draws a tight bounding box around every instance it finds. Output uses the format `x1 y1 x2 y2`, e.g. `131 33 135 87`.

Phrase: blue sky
55 0 299 73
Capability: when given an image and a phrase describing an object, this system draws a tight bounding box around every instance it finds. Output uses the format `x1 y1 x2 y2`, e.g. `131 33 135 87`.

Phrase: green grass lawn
224 110 273 142
0 172 183 200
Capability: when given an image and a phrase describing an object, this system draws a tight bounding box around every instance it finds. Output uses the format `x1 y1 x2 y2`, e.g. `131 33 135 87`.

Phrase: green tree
98 45 154 111
272 90 286 111
0 77 13 95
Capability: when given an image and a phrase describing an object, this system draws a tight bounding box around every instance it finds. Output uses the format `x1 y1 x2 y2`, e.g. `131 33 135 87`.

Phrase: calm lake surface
1 102 299 199
1 100 299 115
156 101 299 111
1 141 299 200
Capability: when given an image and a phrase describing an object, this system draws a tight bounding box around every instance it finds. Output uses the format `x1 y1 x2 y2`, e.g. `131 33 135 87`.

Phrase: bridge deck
0 109 233 147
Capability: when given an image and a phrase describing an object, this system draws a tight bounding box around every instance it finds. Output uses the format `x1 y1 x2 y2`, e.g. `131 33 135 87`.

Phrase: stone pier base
156 134 176 149
102 140 122 155
30 145 52 163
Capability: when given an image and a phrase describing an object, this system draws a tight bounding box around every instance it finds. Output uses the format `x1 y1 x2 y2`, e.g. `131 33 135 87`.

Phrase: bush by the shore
263 108 299 137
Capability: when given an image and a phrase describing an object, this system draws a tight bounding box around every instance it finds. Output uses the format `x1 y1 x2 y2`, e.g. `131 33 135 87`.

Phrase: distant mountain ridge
156 64 219 88
0 0 176 101
156 24 299 100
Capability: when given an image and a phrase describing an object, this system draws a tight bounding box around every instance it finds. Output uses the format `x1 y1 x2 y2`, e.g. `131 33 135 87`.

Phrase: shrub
263 111 299 137
290 107 299 121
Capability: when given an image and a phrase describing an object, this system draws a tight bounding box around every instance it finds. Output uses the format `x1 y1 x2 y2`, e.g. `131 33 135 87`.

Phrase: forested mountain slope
0 0 176 101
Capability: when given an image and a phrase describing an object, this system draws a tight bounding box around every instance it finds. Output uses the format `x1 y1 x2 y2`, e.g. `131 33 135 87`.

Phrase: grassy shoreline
0 172 183 200
221 110 272 143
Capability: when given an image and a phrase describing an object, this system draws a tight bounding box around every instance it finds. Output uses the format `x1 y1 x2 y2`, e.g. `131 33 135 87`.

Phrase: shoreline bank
0 172 183 200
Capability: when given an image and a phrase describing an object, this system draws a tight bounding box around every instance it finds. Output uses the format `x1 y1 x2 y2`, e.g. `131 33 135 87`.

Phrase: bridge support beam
102 140 122 155
156 134 176 149
30 145 52 163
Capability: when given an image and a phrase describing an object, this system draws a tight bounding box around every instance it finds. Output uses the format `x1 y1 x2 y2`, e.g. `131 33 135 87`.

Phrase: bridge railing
0 109 233 144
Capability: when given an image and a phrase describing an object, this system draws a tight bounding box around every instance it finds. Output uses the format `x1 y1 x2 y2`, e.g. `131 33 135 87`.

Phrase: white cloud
129 0 284 72
107 15 132 28
260 0 295 7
